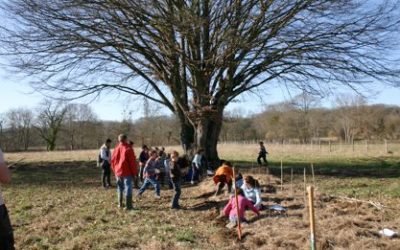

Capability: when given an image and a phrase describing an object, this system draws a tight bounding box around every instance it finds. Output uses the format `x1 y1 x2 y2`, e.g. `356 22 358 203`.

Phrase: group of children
99 136 266 226
136 146 210 209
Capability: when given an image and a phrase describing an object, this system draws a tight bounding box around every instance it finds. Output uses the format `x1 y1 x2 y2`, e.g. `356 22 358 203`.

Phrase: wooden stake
307 186 316 250
311 163 315 186
303 168 307 202
232 167 242 240
280 158 283 190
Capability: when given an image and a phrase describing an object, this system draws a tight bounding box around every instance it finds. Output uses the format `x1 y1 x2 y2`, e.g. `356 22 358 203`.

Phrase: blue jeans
171 180 181 208
116 176 133 205
138 177 160 196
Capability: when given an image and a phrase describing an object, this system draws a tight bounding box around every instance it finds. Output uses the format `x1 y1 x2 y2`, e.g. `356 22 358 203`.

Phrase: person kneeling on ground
169 151 183 209
213 161 234 196
241 176 263 210
138 150 161 199
223 188 260 229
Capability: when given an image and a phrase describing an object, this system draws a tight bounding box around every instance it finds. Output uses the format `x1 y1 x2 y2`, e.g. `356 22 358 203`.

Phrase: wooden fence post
307 186 316 250
280 158 283 190
303 168 307 203
311 163 315 186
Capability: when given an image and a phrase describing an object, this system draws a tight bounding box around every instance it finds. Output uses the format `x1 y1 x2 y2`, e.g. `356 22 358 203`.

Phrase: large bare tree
1 0 399 164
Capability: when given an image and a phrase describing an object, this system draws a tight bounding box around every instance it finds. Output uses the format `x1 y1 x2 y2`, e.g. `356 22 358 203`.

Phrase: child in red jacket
223 188 260 228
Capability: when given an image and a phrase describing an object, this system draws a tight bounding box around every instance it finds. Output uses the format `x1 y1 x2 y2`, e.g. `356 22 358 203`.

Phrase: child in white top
241 175 262 210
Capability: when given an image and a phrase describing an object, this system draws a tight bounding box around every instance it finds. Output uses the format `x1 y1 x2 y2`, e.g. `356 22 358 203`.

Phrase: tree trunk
176 106 195 155
179 118 195 154
194 109 223 169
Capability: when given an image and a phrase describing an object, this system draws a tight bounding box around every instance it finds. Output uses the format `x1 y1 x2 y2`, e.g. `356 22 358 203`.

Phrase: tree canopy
1 0 400 162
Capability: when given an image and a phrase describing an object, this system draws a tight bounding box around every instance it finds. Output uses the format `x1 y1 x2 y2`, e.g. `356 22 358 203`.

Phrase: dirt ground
3 162 400 250
193 172 400 250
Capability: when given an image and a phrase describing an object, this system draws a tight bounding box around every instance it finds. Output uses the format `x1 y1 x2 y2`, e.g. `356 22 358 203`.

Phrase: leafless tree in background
5 108 33 151
36 100 68 151
1 0 400 163
291 92 320 143
64 103 98 150
334 94 367 143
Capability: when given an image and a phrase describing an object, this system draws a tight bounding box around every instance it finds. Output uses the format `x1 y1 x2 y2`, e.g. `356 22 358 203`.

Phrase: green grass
176 229 196 243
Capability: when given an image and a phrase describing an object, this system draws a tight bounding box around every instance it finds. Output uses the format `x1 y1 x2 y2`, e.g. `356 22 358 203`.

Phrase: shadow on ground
232 156 400 178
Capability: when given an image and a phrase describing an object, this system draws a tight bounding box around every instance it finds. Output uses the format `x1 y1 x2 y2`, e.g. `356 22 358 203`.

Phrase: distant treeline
1 96 399 152
223 94 400 144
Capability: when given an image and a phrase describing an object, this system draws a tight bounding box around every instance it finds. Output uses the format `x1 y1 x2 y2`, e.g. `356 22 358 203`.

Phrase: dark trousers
0 205 15 250
257 154 268 166
101 162 111 187
216 178 232 195
191 163 200 182
139 165 145 182
171 180 181 208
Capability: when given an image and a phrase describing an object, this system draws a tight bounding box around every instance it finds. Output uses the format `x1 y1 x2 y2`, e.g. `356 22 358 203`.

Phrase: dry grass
2 144 400 249
1 161 399 249
5 142 399 164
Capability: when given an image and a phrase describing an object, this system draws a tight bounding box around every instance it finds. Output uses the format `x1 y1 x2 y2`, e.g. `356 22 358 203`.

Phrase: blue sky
1 64 400 121
1 0 399 121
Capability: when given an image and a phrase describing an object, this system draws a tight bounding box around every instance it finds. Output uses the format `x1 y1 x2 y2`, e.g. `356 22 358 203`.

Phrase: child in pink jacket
223 188 260 228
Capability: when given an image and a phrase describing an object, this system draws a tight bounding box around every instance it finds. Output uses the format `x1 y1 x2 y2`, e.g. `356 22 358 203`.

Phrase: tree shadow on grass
232 157 400 178
193 191 216 200
10 161 102 187
188 200 227 211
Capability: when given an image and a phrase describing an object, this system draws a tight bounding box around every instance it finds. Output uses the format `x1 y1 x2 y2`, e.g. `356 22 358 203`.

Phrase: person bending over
213 161 234 196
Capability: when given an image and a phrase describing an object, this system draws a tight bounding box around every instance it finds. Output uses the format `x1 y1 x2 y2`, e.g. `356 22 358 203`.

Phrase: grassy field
2 143 400 249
